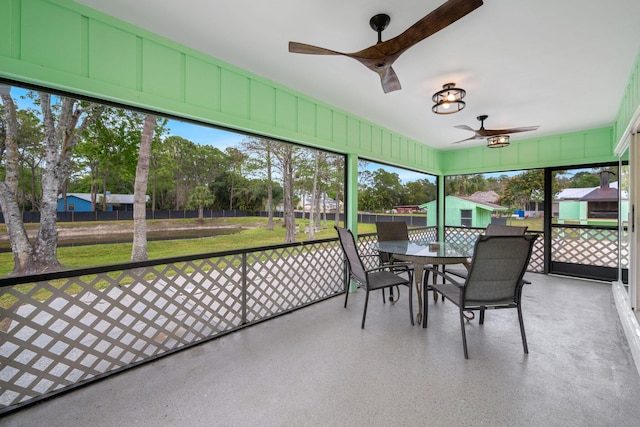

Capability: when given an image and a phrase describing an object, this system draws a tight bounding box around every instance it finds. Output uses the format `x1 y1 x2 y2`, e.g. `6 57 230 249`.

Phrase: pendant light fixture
487 135 510 148
432 83 466 114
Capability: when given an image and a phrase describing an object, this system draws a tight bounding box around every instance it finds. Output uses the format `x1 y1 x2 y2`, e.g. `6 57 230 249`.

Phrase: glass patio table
375 240 474 324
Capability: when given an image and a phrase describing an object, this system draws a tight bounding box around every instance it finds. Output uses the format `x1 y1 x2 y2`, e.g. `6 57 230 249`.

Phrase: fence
0 238 344 414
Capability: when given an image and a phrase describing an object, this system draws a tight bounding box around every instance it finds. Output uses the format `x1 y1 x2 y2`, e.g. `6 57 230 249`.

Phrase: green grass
0 218 369 277
0 218 543 278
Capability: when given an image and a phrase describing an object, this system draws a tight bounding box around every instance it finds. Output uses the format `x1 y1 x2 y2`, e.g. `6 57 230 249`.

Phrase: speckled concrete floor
2 273 639 426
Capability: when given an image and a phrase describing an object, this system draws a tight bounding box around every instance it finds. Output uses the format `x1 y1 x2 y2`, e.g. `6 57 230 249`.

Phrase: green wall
441 126 617 175
0 0 441 175
0 0 638 188
615 50 640 144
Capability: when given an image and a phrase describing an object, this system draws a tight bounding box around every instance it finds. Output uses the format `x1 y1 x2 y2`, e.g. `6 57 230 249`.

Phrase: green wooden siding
0 0 638 185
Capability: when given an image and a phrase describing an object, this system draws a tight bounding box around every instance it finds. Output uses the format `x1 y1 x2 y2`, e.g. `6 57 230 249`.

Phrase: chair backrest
335 226 367 285
376 222 409 264
485 223 528 236
376 221 409 242
464 235 537 305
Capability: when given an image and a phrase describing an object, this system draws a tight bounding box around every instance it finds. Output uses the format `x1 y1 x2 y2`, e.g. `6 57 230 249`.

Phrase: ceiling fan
288 0 484 93
453 115 540 144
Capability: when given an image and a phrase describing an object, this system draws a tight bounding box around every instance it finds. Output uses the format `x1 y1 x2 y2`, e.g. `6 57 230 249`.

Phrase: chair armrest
425 265 465 288
366 263 412 274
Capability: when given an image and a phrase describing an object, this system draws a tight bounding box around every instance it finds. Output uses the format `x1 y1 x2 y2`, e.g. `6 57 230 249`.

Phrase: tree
0 90 104 274
445 174 487 196
241 137 279 230
499 169 545 210
131 114 156 262
570 171 600 188
188 185 216 220
225 147 247 210
270 141 301 243
403 179 436 205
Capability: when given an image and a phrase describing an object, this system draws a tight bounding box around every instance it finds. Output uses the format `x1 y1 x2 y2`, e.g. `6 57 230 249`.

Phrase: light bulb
446 93 456 102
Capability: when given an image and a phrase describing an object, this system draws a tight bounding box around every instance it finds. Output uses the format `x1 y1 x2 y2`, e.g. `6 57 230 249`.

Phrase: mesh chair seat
336 226 414 328
423 234 538 358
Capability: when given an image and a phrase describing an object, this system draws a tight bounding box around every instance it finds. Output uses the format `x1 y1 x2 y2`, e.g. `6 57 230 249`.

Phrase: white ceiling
74 0 640 151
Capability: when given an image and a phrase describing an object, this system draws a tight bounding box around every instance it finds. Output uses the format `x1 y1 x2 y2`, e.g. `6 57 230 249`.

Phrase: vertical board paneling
0 0 12 56
4 0 635 179
585 127 613 157
442 128 616 175
560 134 583 160
248 80 274 125
275 90 296 131
297 98 316 137
186 56 221 111
89 21 138 90
371 128 382 155
538 138 561 163
142 39 183 100
220 69 249 119
615 52 640 142
347 117 360 149
359 123 372 151
316 105 332 141
21 1 81 74
381 131 391 159
332 112 347 145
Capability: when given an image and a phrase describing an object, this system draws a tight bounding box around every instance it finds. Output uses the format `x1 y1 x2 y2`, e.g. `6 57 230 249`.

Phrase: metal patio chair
335 226 414 328
445 223 529 279
423 234 538 358
375 221 413 302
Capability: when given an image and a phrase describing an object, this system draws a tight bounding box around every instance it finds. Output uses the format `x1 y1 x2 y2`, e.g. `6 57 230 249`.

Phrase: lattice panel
244 242 343 321
445 227 482 245
444 227 544 273
552 226 618 267
408 227 438 241
620 228 629 269
0 241 344 411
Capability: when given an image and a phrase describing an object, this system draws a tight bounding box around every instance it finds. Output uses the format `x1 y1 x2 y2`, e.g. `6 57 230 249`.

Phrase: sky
5 83 527 185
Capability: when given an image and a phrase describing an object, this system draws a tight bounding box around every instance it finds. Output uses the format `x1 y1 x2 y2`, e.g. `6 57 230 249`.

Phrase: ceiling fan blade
500 126 540 134
288 0 483 93
452 135 482 144
482 126 540 137
377 66 401 93
383 0 484 55
454 124 476 132
288 41 344 56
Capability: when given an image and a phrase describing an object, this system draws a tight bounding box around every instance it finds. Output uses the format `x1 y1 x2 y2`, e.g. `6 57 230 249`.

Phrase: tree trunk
131 114 155 262
0 93 35 273
308 152 320 239
283 146 296 243
266 147 274 231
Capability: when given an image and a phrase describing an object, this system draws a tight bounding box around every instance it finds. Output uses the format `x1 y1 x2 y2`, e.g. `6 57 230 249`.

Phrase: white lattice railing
0 239 344 413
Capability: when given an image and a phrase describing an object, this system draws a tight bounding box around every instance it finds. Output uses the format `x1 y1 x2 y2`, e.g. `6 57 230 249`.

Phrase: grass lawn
0 217 544 278
0 218 378 277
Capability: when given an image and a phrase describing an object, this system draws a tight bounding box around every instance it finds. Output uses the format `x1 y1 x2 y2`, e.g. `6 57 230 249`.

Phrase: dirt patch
0 219 244 242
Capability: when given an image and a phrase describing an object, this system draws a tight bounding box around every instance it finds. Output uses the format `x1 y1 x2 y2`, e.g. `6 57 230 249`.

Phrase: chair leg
422 269 431 328
344 282 349 308
517 304 529 354
479 309 485 324
408 285 414 326
361 289 370 329
459 308 469 359
381 288 386 304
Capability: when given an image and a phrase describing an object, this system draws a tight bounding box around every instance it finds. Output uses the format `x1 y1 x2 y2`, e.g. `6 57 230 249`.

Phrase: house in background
57 193 140 212
555 173 628 225
422 192 508 228
394 205 421 214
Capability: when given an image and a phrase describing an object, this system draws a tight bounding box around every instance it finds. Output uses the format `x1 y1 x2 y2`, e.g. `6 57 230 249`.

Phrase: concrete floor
2 273 640 426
